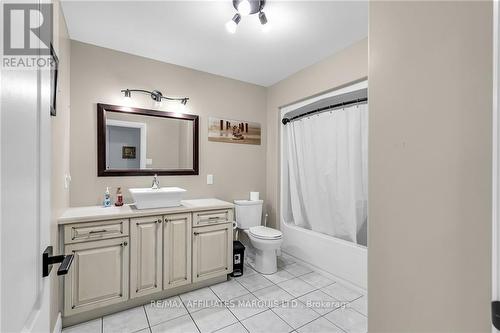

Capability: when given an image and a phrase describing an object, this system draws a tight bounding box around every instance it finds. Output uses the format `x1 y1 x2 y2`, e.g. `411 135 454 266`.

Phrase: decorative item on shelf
122 146 136 159
121 88 189 106
225 0 269 34
208 116 261 145
115 187 124 207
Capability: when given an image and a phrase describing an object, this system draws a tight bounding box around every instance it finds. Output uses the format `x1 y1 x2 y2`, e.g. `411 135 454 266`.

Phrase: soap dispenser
115 187 124 207
103 187 112 207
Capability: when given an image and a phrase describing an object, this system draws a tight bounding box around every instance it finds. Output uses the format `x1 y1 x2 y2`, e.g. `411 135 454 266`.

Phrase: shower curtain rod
281 97 368 125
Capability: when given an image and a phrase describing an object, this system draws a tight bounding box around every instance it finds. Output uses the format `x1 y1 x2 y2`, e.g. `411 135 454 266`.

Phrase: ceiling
61 1 368 87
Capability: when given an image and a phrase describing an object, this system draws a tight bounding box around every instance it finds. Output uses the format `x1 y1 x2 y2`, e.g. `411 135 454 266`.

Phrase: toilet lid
249 226 283 240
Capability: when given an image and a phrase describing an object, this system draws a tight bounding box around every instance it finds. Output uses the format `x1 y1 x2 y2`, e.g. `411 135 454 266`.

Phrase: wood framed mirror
97 103 199 176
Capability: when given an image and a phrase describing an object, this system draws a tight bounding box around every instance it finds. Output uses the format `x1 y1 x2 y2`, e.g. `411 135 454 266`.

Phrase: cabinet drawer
64 219 129 244
193 209 233 227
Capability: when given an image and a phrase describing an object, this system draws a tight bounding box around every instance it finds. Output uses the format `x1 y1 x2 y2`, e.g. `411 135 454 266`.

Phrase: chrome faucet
152 174 160 189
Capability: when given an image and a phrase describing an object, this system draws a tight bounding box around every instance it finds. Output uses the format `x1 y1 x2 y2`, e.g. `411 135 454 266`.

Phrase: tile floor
62 254 367 333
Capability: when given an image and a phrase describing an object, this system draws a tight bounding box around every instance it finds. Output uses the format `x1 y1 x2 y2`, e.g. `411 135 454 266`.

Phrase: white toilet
234 199 283 274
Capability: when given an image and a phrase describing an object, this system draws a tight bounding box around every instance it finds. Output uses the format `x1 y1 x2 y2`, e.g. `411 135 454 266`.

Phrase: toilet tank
234 200 263 229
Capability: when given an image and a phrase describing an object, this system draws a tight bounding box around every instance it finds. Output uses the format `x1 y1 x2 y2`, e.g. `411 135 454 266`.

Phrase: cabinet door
64 237 129 316
163 213 192 289
192 223 232 283
130 216 163 298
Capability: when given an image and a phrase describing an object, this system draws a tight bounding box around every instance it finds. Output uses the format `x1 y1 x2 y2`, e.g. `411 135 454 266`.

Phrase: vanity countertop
58 198 234 224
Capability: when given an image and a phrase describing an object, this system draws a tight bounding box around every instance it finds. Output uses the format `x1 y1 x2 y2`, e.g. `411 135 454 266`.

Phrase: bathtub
279 80 368 290
280 218 367 289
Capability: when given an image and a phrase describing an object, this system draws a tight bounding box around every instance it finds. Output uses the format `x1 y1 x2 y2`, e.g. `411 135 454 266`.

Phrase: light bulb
225 20 237 34
237 0 251 16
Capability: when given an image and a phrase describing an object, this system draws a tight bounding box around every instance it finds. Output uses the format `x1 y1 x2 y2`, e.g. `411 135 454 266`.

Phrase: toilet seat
249 226 282 240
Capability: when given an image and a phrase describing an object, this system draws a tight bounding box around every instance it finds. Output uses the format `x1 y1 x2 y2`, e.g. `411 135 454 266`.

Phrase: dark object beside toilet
231 241 245 277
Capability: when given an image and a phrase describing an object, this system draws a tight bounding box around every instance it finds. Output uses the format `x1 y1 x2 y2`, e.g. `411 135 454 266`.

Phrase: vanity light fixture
121 89 189 105
258 11 267 25
226 0 268 34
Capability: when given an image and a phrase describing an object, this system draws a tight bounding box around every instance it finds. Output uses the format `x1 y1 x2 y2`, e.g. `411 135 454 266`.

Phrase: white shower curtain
286 103 368 243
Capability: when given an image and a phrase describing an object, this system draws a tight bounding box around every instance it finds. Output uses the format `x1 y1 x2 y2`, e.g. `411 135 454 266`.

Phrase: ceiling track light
226 13 241 34
121 89 189 105
226 0 268 33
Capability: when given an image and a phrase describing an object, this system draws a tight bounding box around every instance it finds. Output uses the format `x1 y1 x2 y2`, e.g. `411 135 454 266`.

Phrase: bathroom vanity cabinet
193 223 232 282
130 215 163 298
63 237 130 315
163 213 192 289
58 199 234 325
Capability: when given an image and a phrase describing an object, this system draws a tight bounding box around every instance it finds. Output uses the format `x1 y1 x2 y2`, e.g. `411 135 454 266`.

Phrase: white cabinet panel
192 223 232 283
64 237 129 315
130 216 162 298
164 213 192 289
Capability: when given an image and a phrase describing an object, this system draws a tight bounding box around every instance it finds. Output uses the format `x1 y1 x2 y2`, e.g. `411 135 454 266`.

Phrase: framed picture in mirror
122 146 136 159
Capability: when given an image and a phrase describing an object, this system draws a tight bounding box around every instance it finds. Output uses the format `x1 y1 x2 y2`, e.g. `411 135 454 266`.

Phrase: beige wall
70 41 267 206
369 1 492 331
51 1 71 330
265 38 368 228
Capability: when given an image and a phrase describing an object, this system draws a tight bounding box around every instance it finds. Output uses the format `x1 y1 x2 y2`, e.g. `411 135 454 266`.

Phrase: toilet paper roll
250 192 259 201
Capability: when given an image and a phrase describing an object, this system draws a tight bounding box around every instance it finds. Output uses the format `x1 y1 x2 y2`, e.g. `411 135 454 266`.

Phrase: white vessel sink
129 187 187 209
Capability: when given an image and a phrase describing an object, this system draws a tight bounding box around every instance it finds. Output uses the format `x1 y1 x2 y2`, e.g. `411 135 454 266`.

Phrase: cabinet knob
194 232 199 235
158 219 162 223
122 241 128 247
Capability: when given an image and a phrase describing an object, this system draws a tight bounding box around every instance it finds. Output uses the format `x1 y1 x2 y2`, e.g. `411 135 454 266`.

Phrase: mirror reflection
105 111 194 170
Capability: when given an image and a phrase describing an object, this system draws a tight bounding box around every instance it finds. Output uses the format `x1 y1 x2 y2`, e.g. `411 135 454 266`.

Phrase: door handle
492 301 500 329
89 229 107 234
57 254 74 276
42 246 74 277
